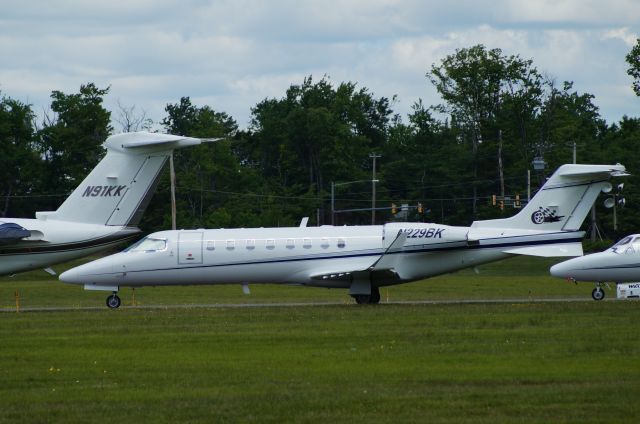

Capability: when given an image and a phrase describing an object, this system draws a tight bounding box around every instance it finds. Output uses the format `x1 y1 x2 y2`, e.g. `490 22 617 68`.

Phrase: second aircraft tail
472 164 628 232
39 132 206 227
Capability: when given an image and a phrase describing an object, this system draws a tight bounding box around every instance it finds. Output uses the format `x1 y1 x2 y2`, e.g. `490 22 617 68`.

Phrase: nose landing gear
106 292 121 309
591 283 605 301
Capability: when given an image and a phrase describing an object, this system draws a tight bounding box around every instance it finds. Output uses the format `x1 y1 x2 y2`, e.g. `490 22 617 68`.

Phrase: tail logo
531 207 564 224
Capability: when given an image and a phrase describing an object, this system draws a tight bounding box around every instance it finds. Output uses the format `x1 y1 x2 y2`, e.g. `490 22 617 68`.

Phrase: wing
0 222 31 245
310 232 407 283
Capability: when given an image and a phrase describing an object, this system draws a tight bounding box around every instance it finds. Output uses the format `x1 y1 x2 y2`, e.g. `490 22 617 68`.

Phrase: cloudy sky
1 0 638 131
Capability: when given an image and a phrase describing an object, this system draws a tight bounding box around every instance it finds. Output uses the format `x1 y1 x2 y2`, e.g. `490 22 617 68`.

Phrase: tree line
1 42 639 241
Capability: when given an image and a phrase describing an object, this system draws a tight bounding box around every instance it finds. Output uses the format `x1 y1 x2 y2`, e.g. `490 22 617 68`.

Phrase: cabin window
321 238 329 249
286 238 295 249
226 240 235 250
337 238 346 248
246 239 255 250
303 238 312 248
206 240 215 251
266 239 275 250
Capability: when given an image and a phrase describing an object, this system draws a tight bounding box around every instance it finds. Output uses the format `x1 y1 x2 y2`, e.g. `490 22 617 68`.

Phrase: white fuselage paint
0 218 139 275
551 233 640 282
60 222 582 289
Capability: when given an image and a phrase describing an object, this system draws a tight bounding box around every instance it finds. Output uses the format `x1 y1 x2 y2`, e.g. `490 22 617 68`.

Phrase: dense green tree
428 45 544 217
145 97 259 230
247 76 394 224
591 117 640 238
626 38 640 96
37 83 112 199
537 81 604 170
379 101 469 224
0 94 40 217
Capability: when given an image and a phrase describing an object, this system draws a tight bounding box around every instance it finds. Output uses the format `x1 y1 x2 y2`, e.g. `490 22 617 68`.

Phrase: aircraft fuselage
0 218 139 275
61 222 582 290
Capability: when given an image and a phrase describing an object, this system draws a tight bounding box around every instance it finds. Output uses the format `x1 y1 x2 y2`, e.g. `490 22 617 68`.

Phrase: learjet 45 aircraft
550 234 640 300
0 131 206 276
60 164 627 308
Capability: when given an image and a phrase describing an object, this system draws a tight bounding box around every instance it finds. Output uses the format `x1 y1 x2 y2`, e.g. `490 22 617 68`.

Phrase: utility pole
170 152 177 231
370 153 381 225
331 181 335 226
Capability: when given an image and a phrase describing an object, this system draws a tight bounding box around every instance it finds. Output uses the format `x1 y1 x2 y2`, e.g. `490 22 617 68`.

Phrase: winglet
370 231 407 271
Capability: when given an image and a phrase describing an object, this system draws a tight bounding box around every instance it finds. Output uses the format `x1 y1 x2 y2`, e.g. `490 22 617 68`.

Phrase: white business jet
550 234 640 300
0 131 206 276
60 164 627 308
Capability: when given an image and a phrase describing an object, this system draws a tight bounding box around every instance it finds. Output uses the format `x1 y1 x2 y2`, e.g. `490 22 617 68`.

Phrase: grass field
1 256 639 423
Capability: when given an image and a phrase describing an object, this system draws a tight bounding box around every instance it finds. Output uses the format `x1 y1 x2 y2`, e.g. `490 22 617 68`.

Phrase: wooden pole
170 153 177 231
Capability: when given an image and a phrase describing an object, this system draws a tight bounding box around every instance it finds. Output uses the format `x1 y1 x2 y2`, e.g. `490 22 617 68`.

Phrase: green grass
1 303 639 423
0 256 639 422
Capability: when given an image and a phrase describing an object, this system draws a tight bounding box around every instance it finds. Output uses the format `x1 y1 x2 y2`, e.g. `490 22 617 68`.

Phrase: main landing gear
352 287 381 305
106 292 121 309
591 283 605 301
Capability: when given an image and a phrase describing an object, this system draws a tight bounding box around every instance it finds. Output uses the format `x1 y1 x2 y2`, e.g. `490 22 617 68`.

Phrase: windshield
125 237 167 252
611 236 633 254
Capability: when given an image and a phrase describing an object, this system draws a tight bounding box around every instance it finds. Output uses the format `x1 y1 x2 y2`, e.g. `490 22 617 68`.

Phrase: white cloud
603 27 639 47
0 0 637 130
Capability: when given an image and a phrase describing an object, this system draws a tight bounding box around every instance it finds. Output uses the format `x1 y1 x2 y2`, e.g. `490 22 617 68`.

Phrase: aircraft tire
106 293 122 309
591 287 605 301
353 294 372 304
371 287 381 304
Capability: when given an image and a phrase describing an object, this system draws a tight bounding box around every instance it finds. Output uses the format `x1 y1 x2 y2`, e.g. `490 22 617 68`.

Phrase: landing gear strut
352 287 381 305
592 284 605 301
106 292 121 309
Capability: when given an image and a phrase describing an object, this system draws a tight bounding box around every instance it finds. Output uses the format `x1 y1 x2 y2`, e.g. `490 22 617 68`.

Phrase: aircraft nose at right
59 267 83 285
550 257 583 279
549 255 594 280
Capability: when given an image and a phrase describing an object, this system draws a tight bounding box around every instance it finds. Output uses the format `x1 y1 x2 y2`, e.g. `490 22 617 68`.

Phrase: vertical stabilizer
43 132 205 226
471 164 627 231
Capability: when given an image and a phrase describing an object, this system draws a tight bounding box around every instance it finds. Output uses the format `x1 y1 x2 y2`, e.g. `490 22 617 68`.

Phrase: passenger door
178 232 203 265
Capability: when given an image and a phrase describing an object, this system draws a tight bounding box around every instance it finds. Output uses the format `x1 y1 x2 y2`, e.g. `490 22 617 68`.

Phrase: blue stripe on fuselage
123 232 584 274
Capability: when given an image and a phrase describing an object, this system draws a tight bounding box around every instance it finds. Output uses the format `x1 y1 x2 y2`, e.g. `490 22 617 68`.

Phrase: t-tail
37 132 208 226
469 164 628 257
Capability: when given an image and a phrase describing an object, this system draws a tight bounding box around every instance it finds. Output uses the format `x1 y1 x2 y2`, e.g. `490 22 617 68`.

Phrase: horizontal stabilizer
104 131 218 153
556 164 629 178
503 242 583 257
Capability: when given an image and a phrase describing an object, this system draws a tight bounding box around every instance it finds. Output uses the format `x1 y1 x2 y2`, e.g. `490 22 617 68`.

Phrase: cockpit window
611 236 633 253
125 237 167 252
612 236 632 248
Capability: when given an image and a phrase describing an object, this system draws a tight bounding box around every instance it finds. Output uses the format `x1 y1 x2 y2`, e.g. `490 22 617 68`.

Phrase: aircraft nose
59 267 83 285
550 259 577 278
59 257 115 285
